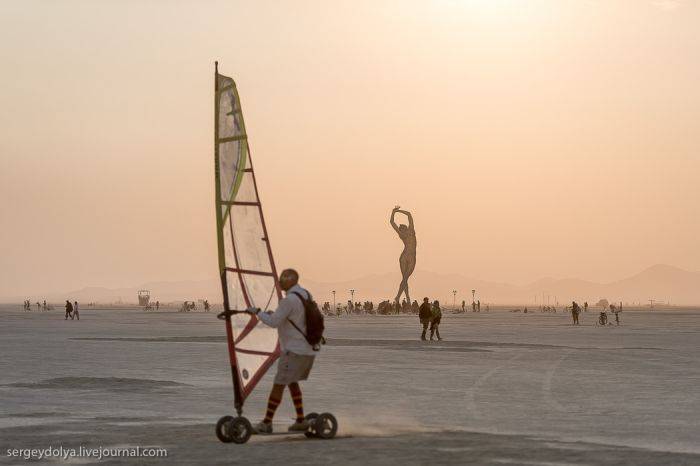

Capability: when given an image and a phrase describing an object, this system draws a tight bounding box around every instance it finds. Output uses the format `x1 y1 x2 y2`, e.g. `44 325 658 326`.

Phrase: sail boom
224 267 276 277
237 349 276 356
218 135 247 143
220 200 261 206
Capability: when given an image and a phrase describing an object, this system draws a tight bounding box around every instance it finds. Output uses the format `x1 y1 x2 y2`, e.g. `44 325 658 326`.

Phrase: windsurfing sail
214 62 282 413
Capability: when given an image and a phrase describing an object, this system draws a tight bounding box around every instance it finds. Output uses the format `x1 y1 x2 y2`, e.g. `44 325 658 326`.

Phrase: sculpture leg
397 248 415 304
395 278 408 303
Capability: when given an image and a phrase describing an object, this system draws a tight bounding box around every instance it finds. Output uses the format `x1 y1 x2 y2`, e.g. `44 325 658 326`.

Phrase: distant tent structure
138 290 151 306
595 298 609 309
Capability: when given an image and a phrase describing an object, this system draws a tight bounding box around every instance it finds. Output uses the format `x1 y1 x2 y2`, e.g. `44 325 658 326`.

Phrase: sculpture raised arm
394 209 413 230
389 206 401 233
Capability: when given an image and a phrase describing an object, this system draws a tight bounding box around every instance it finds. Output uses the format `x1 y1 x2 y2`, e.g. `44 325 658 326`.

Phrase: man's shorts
274 351 315 385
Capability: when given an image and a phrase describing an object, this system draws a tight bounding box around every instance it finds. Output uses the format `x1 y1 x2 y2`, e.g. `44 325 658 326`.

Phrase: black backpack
290 291 326 350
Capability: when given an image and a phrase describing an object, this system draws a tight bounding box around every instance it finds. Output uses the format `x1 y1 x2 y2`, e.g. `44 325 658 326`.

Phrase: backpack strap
292 290 312 302
288 291 309 339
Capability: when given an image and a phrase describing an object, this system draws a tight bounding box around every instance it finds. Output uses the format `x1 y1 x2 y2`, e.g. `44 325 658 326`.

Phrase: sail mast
215 61 244 415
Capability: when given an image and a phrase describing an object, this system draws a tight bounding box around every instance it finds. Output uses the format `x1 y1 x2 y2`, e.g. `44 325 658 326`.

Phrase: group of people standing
459 300 487 313
569 301 622 326
64 300 80 320
320 299 421 316
23 300 48 311
418 297 442 341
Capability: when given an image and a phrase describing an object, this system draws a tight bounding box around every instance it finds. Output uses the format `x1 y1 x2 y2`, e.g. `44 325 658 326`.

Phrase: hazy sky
1 0 699 298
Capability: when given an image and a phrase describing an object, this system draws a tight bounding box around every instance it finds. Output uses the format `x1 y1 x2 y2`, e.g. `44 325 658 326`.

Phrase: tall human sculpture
389 206 417 305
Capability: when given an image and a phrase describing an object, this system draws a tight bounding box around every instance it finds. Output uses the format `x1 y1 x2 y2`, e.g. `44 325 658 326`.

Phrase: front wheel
216 416 252 444
304 412 319 438
216 416 234 443
314 413 338 439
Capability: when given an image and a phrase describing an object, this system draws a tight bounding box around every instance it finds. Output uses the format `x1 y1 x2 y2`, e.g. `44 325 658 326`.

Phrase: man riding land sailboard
212 62 336 444
245 268 318 434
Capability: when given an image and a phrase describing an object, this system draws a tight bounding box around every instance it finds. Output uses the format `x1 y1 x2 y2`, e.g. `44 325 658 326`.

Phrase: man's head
279 268 299 291
423 297 429 303
398 224 408 232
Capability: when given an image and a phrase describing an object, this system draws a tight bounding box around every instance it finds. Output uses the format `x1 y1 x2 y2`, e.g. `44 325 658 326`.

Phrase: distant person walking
571 301 580 325
419 297 432 341
612 304 621 325
73 301 80 320
64 300 73 320
430 300 442 341
43 300 47 311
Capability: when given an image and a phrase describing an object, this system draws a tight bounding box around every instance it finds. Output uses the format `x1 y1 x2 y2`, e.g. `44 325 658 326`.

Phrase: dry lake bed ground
1 306 699 465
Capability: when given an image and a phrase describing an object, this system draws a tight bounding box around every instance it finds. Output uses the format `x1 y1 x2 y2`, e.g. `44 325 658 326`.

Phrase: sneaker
252 421 273 434
288 420 310 432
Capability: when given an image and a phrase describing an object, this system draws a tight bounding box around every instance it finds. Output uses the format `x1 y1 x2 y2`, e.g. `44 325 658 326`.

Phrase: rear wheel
314 413 338 439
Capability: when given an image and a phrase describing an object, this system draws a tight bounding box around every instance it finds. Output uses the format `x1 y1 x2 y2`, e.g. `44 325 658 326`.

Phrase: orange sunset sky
1 0 699 298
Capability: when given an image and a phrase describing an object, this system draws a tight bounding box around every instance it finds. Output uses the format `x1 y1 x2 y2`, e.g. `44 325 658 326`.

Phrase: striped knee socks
289 383 304 422
263 394 281 424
